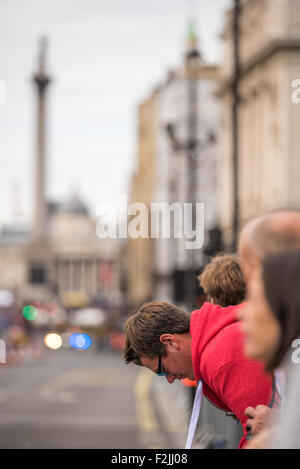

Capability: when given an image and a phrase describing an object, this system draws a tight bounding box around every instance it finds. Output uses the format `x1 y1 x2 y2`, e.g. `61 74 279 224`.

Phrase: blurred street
0 346 189 449
1 0 300 450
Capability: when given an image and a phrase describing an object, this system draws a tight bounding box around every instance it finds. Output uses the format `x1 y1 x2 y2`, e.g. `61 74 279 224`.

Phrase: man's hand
245 405 273 436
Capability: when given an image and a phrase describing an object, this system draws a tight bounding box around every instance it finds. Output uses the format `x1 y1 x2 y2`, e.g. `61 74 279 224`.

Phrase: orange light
182 378 197 388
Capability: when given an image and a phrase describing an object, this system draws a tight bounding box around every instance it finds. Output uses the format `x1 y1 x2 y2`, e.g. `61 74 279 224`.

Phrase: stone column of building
92 259 98 298
58 260 65 298
69 260 73 292
80 259 85 294
126 94 157 306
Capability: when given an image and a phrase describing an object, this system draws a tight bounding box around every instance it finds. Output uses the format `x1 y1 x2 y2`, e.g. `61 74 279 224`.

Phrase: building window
29 264 47 284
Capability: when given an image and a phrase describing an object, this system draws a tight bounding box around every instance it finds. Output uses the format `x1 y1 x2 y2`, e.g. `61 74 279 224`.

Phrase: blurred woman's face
240 268 281 365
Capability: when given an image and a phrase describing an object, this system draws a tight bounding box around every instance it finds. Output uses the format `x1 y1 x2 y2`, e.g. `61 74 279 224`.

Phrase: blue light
69 333 92 350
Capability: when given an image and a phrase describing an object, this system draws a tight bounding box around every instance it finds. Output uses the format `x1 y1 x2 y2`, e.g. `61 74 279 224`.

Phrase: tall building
127 26 221 309
153 66 220 306
126 93 157 306
219 0 300 248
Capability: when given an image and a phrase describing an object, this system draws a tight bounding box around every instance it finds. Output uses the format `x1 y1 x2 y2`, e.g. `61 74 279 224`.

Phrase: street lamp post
232 0 241 252
165 23 218 311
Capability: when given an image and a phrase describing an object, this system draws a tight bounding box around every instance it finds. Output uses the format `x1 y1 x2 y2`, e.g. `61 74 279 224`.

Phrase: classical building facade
0 197 121 308
219 0 300 247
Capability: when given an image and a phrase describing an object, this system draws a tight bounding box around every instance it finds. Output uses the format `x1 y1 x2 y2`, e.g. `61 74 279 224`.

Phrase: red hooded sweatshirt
190 302 273 449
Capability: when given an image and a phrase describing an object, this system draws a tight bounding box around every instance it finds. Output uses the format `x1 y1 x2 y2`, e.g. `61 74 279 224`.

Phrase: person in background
198 253 246 307
239 209 300 284
182 253 247 398
238 209 300 436
240 249 300 448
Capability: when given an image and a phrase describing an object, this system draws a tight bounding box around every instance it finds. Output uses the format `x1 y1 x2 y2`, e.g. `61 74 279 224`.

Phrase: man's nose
165 374 176 384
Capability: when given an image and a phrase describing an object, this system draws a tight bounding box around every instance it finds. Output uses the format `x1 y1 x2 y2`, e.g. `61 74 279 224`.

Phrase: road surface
0 346 186 449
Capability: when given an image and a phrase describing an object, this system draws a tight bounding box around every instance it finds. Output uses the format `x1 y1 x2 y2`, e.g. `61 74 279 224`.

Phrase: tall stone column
32 37 51 241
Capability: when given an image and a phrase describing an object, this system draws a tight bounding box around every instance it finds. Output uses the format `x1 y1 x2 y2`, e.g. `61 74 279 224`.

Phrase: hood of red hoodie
190 302 245 381
190 301 273 449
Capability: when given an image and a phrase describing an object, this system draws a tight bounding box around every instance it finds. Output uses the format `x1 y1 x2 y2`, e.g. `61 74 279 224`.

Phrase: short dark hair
198 253 246 307
263 249 300 371
123 301 191 366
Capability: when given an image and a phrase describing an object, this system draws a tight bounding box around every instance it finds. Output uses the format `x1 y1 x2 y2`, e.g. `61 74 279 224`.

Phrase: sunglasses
157 354 168 376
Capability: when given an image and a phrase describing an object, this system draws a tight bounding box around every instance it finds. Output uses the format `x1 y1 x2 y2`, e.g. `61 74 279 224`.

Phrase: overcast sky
0 0 232 227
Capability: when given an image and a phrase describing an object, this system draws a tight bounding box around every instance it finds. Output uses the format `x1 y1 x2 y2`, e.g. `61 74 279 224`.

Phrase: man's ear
160 334 176 348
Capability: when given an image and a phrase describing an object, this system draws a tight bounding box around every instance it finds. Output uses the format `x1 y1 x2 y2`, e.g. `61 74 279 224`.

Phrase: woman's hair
198 253 246 307
263 249 300 371
123 301 191 366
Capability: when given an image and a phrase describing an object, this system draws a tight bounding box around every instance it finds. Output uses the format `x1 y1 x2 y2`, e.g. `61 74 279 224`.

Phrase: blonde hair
198 253 246 307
